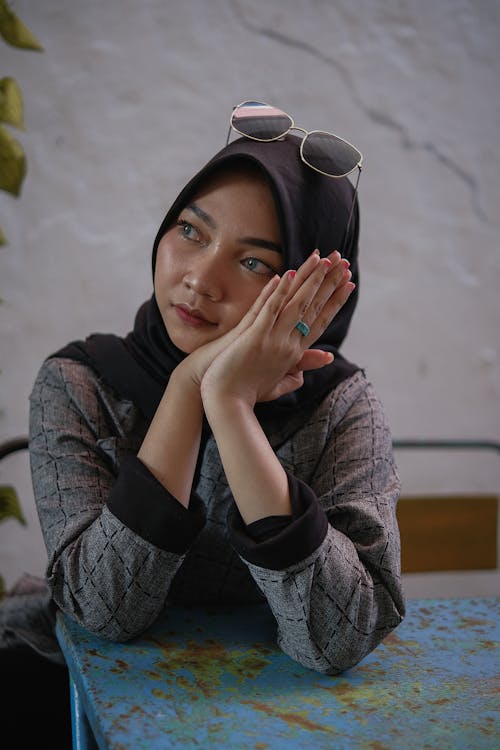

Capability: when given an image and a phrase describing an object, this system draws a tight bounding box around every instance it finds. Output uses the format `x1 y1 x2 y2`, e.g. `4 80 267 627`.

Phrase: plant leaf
0 0 43 51
0 224 6 245
0 122 26 195
0 76 24 129
0 484 27 525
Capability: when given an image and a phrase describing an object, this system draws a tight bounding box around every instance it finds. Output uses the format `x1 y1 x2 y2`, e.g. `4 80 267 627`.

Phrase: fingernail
321 258 332 268
342 259 350 268
288 270 296 279
312 248 320 256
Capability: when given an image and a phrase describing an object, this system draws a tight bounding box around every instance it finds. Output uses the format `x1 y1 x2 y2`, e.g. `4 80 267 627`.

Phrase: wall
1 0 499 593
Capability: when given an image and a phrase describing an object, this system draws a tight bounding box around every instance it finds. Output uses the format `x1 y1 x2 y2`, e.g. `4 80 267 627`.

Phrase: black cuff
228 473 328 570
106 454 206 554
246 515 292 542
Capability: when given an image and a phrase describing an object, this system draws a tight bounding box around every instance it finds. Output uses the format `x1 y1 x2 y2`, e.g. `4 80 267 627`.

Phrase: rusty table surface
56 596 499 749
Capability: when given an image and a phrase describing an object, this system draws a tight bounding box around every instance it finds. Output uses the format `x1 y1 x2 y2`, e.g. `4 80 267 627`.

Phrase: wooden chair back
394 440 499 573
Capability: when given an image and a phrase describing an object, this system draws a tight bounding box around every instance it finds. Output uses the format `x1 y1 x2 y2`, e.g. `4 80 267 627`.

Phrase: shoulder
267 371 381 457
297 370 391 454
326 368 371 413
30 356 139 432
325 369 386 423
31 356 107 406
32 355 99 389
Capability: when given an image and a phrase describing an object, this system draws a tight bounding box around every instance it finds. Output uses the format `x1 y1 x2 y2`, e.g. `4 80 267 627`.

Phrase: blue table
56 597 499 749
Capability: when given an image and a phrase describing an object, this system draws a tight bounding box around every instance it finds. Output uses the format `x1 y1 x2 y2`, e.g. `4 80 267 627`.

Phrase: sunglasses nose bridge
290 124 307 137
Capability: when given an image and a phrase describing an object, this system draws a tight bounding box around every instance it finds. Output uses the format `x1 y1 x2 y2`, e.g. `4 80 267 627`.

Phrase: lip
174 304 216 327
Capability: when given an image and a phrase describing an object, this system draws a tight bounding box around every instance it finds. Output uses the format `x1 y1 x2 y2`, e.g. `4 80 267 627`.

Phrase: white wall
1 0 499 593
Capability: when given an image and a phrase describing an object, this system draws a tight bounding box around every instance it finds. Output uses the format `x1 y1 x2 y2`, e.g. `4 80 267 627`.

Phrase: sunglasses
227 100 363 252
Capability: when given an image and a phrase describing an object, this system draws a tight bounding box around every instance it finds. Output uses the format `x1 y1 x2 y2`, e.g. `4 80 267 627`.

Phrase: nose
183 249 225 301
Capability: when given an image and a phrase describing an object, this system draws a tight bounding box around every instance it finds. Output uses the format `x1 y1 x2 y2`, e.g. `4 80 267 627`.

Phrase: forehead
190 161 271 201
187 163 280 235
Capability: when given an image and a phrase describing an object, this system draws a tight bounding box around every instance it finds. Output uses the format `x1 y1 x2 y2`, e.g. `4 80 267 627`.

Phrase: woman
27 111 405 676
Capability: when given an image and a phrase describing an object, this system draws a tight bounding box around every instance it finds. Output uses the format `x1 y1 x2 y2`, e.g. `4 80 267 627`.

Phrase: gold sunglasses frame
226 100 363 253
227 100 363 179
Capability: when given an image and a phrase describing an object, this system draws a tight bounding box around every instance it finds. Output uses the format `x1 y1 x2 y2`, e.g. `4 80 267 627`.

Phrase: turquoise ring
295 319 310 337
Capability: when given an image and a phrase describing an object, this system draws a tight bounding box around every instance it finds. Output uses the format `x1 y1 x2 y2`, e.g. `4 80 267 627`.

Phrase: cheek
154 237 183 290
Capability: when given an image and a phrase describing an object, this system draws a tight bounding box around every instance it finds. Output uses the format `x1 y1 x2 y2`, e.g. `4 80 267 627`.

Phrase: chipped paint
56 597 499 749
241 699 334 734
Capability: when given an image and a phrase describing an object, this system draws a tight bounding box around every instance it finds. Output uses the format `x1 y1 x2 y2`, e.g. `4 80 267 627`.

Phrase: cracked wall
1 0 499 590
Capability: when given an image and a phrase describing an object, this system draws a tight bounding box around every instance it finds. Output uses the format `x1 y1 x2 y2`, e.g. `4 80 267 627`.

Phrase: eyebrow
186 202 216 229
240 236 282 254
185 202 282 255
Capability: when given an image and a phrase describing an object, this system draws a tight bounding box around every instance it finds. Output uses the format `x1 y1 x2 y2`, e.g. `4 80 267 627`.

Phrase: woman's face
155 166 283 353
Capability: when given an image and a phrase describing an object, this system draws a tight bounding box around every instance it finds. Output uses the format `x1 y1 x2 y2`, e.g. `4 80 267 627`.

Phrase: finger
285 248 344 299
254 254 350 341
296 349 334 371
252 269 297 329
236 274 281 333
323 249 345 270
283 257 335 331
309 279 355 335
288 274 353 348
283 249 349 332
260 370 305 402
281 249 322 306
302 262 352 327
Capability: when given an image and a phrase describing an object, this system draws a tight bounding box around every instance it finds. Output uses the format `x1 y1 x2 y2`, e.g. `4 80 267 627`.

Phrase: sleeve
29 358 205 641
228 378 406 674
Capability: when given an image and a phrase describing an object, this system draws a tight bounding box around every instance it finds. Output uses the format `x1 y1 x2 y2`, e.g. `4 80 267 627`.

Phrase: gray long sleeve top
28 357 405 674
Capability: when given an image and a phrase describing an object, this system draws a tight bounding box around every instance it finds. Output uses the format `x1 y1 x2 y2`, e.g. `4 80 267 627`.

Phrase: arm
136 272 301 508
199 251 402 674
139 250 350 521
137 366 204 507
199 398 291 524
29 270 320 640
30 281 282 638
201 251 353 525
229 375 406 674
29 358 205 641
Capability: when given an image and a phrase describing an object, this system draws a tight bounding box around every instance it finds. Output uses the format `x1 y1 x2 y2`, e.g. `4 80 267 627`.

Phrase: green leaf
0 76 24 129
0 0 43 51
0 484 27 525
0 122 26 195
0 224 6 245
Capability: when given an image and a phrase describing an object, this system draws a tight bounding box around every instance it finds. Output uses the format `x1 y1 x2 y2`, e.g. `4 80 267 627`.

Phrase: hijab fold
52 136 361 422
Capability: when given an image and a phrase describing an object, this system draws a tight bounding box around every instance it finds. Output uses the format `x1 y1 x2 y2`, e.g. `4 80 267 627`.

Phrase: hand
201 249 354 406
174 274 285 390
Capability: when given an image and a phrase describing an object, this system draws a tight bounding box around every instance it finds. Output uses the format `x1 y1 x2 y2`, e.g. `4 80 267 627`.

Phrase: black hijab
53 136 360 422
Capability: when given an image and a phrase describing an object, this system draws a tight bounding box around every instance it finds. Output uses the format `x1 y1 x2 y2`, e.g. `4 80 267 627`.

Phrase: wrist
172 357 205 397
166 364 205 425
202 386 254 427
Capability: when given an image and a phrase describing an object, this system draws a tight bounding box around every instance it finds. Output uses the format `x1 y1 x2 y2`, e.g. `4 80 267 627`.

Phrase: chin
168 328 213 355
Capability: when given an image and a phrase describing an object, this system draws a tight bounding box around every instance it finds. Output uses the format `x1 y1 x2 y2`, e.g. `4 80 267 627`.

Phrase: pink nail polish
288 270 296 279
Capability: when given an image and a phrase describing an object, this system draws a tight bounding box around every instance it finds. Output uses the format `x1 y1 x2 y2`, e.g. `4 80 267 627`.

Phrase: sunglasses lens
302 131 361 177
231 101 293 141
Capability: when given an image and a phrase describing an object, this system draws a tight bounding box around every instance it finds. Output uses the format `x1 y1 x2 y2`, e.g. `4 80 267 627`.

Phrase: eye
177 219 201 242
241 257 277 276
